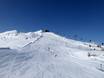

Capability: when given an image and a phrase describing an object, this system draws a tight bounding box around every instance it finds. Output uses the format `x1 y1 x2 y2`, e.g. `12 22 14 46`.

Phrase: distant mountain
0 30 42 49
0 30 104 78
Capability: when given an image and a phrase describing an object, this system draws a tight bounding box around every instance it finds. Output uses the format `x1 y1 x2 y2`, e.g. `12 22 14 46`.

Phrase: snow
0 30 104 78
0 30 42 49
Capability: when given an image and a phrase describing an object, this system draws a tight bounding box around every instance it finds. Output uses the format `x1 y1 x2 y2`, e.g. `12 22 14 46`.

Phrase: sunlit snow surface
0 30 104 78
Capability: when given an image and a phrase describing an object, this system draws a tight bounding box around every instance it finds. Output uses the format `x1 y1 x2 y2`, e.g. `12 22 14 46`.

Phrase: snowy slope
0 30 104 78
0 30 42 49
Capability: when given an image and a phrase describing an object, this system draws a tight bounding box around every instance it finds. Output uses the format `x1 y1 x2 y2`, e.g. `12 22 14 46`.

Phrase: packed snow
0 30 104 78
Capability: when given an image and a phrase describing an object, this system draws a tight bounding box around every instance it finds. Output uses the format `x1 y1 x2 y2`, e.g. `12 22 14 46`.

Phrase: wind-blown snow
0 30 104 78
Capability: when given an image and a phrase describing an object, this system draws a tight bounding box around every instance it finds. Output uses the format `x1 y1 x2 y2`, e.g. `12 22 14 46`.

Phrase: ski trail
23 33 43 48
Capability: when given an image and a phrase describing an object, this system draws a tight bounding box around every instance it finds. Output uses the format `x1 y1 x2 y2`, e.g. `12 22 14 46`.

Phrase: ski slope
0 30 104 78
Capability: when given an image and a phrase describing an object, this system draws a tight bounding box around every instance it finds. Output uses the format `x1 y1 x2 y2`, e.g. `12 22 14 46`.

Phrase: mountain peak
1 30 18 34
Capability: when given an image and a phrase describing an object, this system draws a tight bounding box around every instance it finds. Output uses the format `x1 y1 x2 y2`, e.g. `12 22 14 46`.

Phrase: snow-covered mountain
0 30 42 49
0 30 104 78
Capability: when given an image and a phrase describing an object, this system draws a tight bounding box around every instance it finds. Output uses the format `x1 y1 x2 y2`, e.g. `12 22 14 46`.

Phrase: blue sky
0 0 104 43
